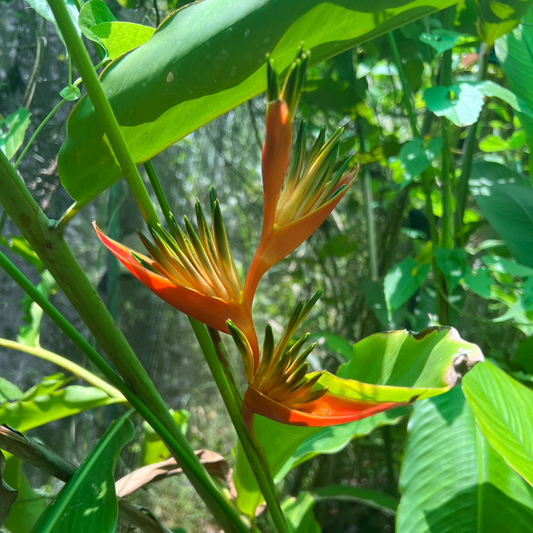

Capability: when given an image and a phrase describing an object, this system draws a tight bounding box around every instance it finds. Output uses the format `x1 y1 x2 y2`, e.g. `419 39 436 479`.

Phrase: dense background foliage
2 0 533 531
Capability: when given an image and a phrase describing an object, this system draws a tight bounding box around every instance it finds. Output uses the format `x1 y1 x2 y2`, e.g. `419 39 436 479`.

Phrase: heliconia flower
229 293 410 428
93 190 258 380
243 59 359 310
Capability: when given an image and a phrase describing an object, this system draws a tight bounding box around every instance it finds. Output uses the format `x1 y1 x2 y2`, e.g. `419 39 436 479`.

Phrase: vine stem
189 319 288 533
456 43 490 235
47 0 158 228
0 152 247 533
0 338 124 399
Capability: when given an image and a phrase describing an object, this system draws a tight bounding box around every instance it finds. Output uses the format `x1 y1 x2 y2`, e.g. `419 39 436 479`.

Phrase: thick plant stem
456 43 490 235
46 0 158 228
189 319 289 533
0 156 247 533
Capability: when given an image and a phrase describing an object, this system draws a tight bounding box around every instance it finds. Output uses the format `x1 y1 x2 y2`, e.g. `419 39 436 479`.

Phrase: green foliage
307 332 353 360
0 452 18 527
141 409 190 465
0 110 31 160
31 411 134 533
470 161 533 269
397 387 533 532
463 361 533 487
424 84 485 126
79 0 155 60
281 492 321 533
58 0 461 205
0 374 121 432
476 0 533 45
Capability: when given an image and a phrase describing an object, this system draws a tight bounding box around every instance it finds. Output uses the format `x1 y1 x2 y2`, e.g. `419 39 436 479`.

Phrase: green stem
15 100 66 169
0 338 124 399
47 0 158 228
456 43 490 235
387 30 419 137
144 160 175 231
189 318 288 533
0 153 247 533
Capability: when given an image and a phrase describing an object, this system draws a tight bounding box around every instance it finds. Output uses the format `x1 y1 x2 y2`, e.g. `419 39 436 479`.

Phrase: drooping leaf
470 161 533 269
476 0 533 46
0 375 122 432
31 411 134 533
463 361 533 487
0 452 18 527
424 84 485 127
0 109 31 160
495 8 533 143
58 0 460 206
397 387 533 532
312 485 398 516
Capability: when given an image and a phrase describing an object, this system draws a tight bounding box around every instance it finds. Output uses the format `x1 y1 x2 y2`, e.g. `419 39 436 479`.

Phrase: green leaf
18 270 57 347
0 236 44 271
234 409 406 516
496 9 533 143
466 80 533 120
512 336 533 374
307 332 353 360
423 84 484 126
0 378 24 403
312 485 398 516
477 0 533 46
0 452 18 527
419 29 474 56
397 387 533 532
338 327 483 395
399 138 443 181
31 411 134 533
463 361 533 487
0 377 122 432
141 409 190 465
78 0 116 40
59 85 81 102
463 267 493 298
359 277 390 329
383 257 429 314
276 408 409 481
281 492 321 533
58 0 462 205
433 246 468 292
318 234 357 260
482 255 533 277
470 161 533 269
0 109 31 160
3 455 48 533
22 0 79 50
479 134 510 152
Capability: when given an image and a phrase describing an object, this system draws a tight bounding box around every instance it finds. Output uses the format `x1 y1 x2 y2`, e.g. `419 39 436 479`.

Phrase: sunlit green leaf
0 109 31 160
434 246 468 292
463 360 533 487
424 84 484 127
384 257 429 314
479 135 510 152
398 387 533 532
58 0 461 205
281 492 320 533
31 411 134 533
59 85 81 102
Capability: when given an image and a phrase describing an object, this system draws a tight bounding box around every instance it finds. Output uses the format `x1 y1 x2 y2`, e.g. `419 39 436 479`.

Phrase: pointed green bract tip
267 59 280 103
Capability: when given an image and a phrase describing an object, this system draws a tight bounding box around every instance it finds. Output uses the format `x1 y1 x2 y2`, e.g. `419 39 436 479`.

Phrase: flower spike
234 295 409 427
244 54 358 310
93 192 259 370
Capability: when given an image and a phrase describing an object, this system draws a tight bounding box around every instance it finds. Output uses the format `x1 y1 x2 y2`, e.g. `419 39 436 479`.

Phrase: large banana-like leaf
397 388 533 533
59 0 459 206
